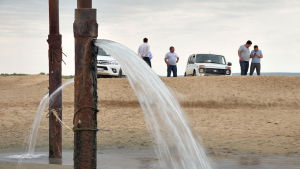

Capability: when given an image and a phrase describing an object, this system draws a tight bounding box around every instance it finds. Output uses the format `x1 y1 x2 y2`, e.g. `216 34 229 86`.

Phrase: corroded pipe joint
47 34 62 46
74 9 98 38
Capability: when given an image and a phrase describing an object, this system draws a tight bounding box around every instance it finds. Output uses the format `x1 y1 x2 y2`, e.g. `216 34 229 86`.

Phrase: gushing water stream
6 79 74 160
95 39 213 169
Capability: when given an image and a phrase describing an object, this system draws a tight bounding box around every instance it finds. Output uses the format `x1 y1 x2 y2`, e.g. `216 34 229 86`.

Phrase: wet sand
1 148 300 169
0 75 300 158
0 163 72 169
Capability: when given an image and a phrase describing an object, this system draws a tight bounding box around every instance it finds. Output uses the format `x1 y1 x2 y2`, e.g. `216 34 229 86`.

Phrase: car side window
222 56 226 65
192 55 196 63
187 56 192 65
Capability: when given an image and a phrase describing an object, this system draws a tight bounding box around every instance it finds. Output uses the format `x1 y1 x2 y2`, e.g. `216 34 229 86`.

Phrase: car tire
184 72 186 77
118 69 123 78
193 70 196 76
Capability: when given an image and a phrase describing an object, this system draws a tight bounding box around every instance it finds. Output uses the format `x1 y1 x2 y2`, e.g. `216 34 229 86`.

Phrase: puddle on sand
0 148 299 169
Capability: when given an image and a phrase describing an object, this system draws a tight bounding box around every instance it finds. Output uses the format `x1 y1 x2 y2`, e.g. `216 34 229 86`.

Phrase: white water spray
6 79 74 161
95 39 213 169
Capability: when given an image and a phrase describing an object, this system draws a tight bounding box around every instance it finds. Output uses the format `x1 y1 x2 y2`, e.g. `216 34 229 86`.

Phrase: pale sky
1 0 300 76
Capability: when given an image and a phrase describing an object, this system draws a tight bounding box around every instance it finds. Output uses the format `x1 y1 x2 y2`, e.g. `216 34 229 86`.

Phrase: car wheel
118 69 123 78
184 72 186 77
193 70 196 76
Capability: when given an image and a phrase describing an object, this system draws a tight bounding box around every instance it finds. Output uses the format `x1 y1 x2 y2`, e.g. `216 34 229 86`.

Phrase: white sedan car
184 54 232 76
96 47 123 78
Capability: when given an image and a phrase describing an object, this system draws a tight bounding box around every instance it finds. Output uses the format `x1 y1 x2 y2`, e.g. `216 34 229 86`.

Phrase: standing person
138 38 151 67
165 46 179 77
238 40 252 75
250 45 263 76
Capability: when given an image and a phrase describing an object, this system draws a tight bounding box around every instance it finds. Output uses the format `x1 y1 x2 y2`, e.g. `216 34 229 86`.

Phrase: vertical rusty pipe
77 0 92 8
47 0 62 159
73 0 98 168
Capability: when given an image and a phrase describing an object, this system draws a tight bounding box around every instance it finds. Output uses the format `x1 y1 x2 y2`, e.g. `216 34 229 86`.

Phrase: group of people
238 40 263 76
139 38 264 77
138 38 179 77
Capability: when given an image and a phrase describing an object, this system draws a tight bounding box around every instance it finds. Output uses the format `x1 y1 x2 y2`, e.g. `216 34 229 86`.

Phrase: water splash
5 79 74 161
6 154 47 159
95 39 213 169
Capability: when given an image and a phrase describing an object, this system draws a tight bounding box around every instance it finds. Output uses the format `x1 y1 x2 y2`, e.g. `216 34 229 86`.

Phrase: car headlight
199 68 205 73
226 69 231 75
109 60 118 65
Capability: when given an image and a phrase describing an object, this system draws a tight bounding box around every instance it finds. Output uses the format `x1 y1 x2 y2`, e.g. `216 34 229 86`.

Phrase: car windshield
98 48 110 56
196 54 225 64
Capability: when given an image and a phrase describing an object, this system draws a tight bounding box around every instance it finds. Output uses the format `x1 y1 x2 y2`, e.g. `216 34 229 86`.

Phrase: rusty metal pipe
48 0 62 159
49 0 59 34
73 1 98 168
77 0 92 8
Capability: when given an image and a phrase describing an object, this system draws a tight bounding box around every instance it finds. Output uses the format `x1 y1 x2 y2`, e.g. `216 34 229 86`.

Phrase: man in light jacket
138 38 151 67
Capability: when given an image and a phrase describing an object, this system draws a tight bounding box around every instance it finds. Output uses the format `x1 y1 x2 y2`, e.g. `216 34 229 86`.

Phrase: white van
184 54 232 76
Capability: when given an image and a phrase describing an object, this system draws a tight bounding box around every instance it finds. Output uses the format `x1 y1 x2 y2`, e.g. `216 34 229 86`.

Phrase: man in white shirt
165 46 179 77
138 38 151 67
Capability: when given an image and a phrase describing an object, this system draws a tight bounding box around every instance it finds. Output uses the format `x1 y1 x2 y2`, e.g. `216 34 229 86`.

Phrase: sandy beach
0 75 300 168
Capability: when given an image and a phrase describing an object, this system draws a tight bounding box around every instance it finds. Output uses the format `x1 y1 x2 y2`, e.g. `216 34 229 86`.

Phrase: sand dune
0 75 299 156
